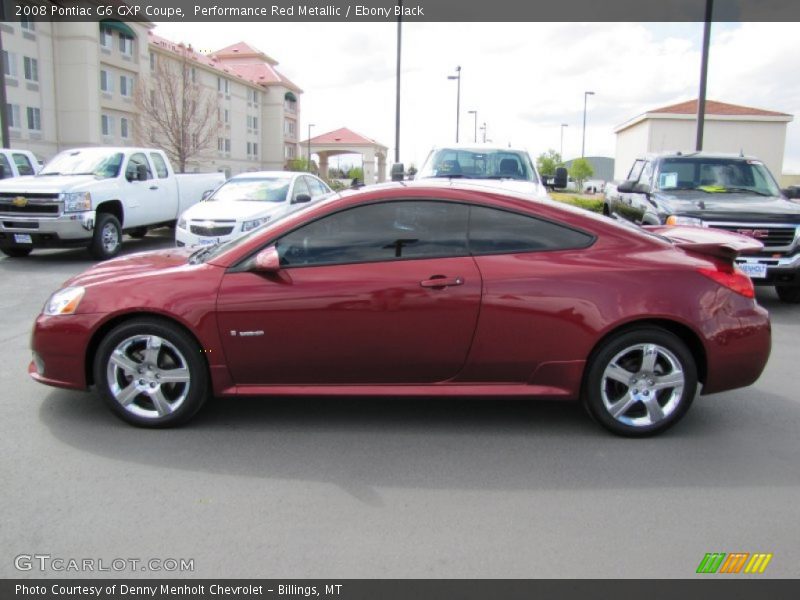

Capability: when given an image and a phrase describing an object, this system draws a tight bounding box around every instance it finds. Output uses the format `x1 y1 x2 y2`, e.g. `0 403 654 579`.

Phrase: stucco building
613 99 793 180
1 18 301 175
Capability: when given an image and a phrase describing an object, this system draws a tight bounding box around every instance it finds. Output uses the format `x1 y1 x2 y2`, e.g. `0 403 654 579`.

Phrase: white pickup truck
0 147 224 259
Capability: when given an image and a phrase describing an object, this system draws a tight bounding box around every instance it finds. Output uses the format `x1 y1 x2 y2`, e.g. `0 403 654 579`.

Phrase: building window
190 67 196 83
100 70 114 93
20 16 35 32
224 109 229 124
6 104 21 129
284 92 297 112
23 57 38 82
247 142 259 158
100 27 113 49
101 114 114 136
119 34 134 56
3 51 17 78
149 52 156 70
247 115 259 131
217 77 229 94
120 117 129 139
218 138 231 153
225 138 231 153
283 118 296 138
248 88 259 106
26 107 41 131
284 144 296 159
120 75 134 97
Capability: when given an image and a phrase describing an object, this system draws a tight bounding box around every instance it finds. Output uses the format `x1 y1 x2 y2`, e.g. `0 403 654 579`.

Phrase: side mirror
201 189 214 201
136 164 148 181
552 167 568 189
616 180 636 193
782 187 799 199
292 193 312 204
391 163 405 182
252 246 281 273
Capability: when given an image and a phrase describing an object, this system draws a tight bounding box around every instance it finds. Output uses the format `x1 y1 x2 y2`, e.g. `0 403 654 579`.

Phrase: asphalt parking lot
1 231 798 579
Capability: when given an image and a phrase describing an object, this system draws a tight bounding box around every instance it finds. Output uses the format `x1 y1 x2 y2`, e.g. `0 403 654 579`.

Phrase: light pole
468 110 478 143
696 0 713 151
394 1 402 163
479 122 487 143
560 123 568 160
581 91 594 158
447 66 461 143
307 123 314 172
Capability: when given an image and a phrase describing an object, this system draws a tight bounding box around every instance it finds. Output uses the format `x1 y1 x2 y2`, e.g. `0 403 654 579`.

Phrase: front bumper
175 224 239 248
736 253 800 287
29 312 100 391
0 211 95 248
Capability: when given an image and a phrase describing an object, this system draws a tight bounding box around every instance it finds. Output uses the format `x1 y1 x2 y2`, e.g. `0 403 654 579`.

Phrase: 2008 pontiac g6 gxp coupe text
29 181 771 436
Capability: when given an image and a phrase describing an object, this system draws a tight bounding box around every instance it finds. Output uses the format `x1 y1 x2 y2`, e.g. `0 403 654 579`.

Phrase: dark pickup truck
607 152 800 303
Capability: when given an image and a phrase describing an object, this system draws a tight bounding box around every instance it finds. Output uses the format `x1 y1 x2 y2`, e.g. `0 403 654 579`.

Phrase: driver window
276 200 470 267
126 153 152 181
292 177 309 201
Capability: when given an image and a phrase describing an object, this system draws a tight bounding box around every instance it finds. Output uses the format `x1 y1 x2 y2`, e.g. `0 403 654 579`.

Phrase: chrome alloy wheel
105 334 191 419
101 222 120 254
600 343 685 428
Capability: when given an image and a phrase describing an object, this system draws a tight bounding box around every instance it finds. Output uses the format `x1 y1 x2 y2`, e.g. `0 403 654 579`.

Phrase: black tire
93 318 209 427
128 227 148 239
776 286 800 304
602 203 610 216
90 213 122 260
1 247 32 258
583 327 697 437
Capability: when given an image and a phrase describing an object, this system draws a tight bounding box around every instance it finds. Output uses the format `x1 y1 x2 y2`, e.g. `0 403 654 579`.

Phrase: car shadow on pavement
38 383 800 506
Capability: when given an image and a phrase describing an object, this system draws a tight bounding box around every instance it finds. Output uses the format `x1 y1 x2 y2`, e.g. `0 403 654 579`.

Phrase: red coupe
30 182 771 436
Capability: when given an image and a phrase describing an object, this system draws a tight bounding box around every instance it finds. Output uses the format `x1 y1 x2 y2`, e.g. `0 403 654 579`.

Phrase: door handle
149 185 159 190
420 275 464 289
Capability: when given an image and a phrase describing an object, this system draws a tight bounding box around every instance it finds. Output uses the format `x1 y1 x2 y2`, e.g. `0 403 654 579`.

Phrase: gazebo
301 127 388 184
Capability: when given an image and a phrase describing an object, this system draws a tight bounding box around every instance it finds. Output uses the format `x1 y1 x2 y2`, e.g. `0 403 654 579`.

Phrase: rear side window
150 153 169 178
468 206 593 254
12 153 34 175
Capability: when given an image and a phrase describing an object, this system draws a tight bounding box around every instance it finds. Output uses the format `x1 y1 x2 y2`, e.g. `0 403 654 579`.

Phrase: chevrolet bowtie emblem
12 196 28 207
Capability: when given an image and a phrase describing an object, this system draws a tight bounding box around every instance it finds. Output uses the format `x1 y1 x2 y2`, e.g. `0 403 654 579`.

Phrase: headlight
43 286 85 316
241 217 269 232
178 218 187 230
62 192 92 212
666 215 704 227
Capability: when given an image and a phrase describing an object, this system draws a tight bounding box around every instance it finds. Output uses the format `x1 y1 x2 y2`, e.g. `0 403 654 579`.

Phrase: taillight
698 266 755 298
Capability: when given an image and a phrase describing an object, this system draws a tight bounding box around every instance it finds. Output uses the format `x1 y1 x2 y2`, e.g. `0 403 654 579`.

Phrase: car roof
642 151 762 161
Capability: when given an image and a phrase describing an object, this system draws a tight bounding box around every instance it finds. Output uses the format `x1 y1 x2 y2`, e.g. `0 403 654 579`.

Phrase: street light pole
447 66 461 143
468 110 477 143
695 0 713 151
394 1 402 163
480 122 487 143
307 123 314 172
560 123 568 159
581 91 594 158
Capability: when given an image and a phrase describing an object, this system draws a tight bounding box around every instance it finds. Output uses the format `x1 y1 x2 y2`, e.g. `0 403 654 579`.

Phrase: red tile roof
147 32 302 93
302 127 385 147
212 42 275 63
650 99 791 117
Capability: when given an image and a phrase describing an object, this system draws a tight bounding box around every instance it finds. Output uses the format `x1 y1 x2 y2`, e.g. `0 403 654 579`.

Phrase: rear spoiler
643 225 764 262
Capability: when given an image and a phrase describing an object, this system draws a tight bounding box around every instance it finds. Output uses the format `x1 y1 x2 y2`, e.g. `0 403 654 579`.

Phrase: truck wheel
90 213 122 260
128 227 147 239
776 286 800 304
1 248 32 258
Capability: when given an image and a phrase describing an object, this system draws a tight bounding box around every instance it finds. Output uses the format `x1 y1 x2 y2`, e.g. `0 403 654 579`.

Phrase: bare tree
135 45 219 173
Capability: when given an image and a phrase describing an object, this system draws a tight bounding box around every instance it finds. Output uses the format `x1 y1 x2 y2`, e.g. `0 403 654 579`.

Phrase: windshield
190 193 336 264
418 148 536 181
656 157 781 197
40 149 123 178
208 177 291 203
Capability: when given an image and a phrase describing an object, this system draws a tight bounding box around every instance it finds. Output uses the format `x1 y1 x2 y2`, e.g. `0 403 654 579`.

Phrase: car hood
66 247 198 289
0 174 100 194
182 200 286 221
656 190 800 222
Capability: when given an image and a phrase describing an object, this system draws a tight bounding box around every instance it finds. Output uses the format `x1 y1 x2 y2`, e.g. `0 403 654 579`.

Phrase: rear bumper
702 302 771 395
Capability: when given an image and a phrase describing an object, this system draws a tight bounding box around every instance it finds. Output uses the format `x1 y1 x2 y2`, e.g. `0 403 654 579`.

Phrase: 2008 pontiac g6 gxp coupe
30 181 771 436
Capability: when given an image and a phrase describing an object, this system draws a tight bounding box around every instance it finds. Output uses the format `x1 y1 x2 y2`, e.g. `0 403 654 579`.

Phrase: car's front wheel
776 285 800 304
93 318 209 427
90 213 122 260
583 328 697 437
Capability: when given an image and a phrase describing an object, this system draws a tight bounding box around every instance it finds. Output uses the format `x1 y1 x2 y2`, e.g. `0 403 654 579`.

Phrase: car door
123 153 169 227
216 200 482 385
627 160 656 224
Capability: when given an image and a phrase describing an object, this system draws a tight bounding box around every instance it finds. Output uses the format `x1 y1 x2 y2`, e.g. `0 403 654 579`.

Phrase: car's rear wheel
128 227 148 239
93 318 209 427
1 247 32 257
583 328 697 436
776 285 800 304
